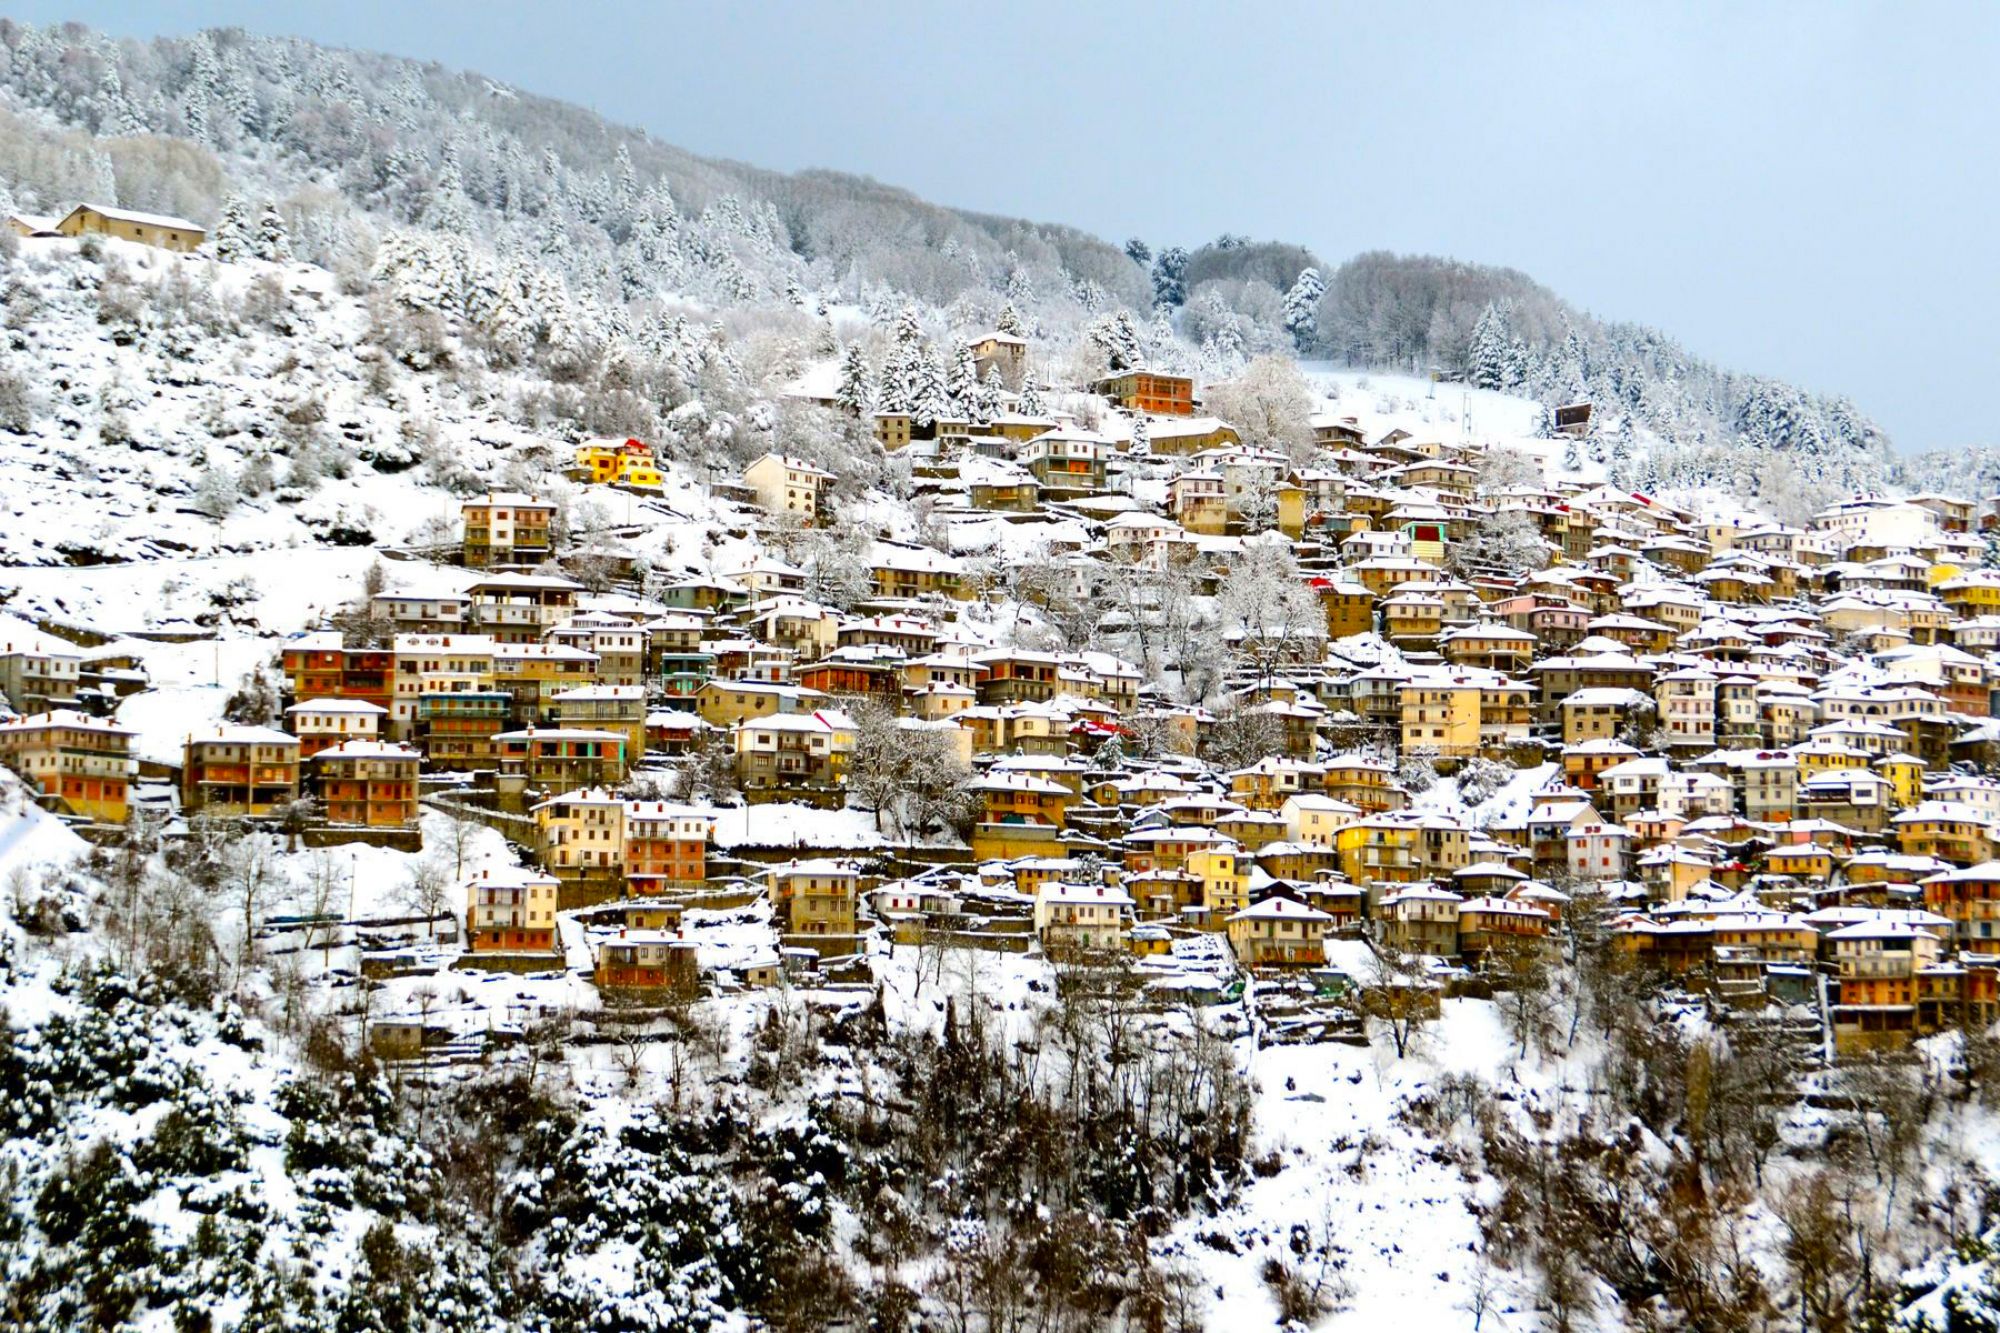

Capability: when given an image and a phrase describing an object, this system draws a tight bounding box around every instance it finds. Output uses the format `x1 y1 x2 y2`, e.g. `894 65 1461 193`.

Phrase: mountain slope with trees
0 20 1895 511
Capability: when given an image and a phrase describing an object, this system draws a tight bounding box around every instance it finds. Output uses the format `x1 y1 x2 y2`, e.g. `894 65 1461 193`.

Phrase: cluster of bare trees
843 697 977 840
741 954 1250 1329
1407 905 1999 1332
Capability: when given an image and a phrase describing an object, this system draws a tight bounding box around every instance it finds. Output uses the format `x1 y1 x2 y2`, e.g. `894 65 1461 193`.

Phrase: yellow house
1400 676 1482 758
1281 793 1361 847
1875 753 1926 808
1895 804 1998 867
1334 817 1422 884
873 413 915 450
573 438 664 489
57 202 204 252
1324 756 1404 812
970 773 1075 860
869 543 969 600
694 679 827 728
532 788 627 886
0 709 135 823
1794 741 1869 779
1186 843 1252 918
769 858 860 938
1229 757 1325 811
1143 415 1241 456
1764 845 1837 880
1939 571 2000 620
1276 484 1310 539
1226 896 1333 968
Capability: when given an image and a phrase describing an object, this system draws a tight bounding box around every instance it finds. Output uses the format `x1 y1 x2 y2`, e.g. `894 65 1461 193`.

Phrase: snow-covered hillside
0 20 1989 1333
0 19 1904 508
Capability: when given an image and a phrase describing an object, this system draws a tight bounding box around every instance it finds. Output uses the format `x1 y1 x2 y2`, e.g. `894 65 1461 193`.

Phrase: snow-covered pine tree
1151 246 1189 307
835 344 872 416
1019 379 1047 418
181 32 222 145
912 347 950 428
995 302 1024 337
613 142 639 211
423 146 473 234
254 203 292 263
1005 265 1035 309
1088 310 1142 373
210 196 252 262
1148 309 1178 364
1131 413 1150 455
1555 325 1589 400
1282 266 1324 353
877 341 918 416
974 365 1001 424
1607 426 1634 486
1465 302 1510 390
946 341 978 415
217 48 258 138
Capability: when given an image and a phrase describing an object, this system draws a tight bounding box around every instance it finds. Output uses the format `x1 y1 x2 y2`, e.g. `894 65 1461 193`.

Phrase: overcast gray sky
14 1 1994 453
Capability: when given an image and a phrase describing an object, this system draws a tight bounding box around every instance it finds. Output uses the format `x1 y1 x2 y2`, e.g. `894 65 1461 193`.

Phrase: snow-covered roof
64 202 203 232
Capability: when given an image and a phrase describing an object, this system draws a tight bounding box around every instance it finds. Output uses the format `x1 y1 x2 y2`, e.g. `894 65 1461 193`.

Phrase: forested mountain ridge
0 20 1894 508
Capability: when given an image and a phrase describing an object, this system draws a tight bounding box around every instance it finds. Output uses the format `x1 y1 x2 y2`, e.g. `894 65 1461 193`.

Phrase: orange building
465 865 561 953
313 740 421 828
594 931 700 993
280 634 395 712
182 725 301 816
284 698 387 760
1094 369 1195 416
0 709 135 823
623 801 714 892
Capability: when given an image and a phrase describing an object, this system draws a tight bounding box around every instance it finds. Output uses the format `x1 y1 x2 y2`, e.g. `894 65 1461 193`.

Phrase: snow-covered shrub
1397 746 1441 794
0 361 32 433
1457 756 1516 808
503 1111 756 1330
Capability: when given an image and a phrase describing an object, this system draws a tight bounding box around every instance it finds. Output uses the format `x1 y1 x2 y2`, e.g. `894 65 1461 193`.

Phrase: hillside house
494 727 628 790
285 698 387 760
736 710 855 791
461 492 556 568
594 932 700 995
769 859 860 938
0 710 135 823
1034 881 1135 953
465 865 561 954
967 330 1029 384
56 202 204 251
182 726 301 817
1226 896 1333 968
313 740 421 829
550 685 647 767
0 627 82 714
743 454 834 526
572 437 663 488
1093 369 1195 416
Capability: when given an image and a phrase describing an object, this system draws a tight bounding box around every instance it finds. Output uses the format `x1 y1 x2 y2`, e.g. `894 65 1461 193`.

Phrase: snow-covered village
5 14 2000 1333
